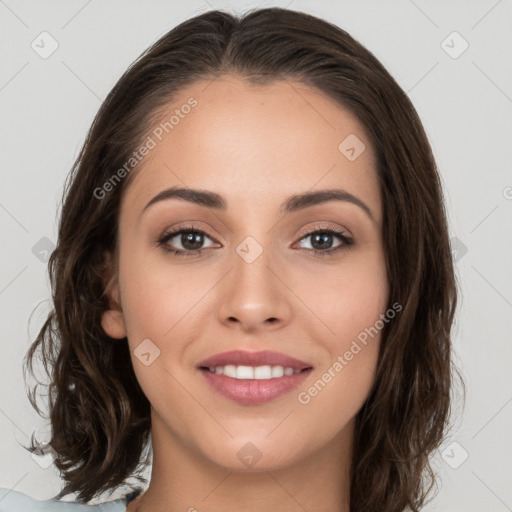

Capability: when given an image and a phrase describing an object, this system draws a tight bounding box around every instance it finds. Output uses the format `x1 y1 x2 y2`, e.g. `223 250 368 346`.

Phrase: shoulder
0 488 128 511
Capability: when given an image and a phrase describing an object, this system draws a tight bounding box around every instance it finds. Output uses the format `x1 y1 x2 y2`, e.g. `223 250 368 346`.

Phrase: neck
129 409 353 512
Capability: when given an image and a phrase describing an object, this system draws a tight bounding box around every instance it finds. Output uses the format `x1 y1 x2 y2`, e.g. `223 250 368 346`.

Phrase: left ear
100 252 127 339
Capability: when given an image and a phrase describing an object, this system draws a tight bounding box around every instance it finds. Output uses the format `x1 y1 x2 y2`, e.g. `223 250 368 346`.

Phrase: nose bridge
231 233 278 306
215 232 293 331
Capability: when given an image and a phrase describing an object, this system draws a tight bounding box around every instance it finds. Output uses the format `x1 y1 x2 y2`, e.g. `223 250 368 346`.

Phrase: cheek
117 253 203 411
299 247 388 404
117 248 219 399
118 247 202 341
293 273 387 445
313 247 389 343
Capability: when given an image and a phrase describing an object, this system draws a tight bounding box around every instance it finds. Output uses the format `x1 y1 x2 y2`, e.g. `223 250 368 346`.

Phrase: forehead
123 75 381 223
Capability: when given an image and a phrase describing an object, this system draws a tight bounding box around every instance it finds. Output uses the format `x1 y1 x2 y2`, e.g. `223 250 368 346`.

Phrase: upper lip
198 350 313 371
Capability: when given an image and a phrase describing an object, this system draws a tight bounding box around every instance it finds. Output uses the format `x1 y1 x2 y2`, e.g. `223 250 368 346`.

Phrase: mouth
197 350 314 405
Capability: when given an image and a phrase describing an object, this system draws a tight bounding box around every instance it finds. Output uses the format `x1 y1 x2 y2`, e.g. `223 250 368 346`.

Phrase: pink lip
200 368 313 405
197 350 313 370
197 350 314 405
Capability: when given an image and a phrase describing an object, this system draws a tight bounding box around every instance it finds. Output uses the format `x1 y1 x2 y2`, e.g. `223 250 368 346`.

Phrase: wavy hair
23 7 462 511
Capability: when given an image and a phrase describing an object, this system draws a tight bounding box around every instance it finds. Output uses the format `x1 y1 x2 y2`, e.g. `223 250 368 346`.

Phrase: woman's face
103 75 389 471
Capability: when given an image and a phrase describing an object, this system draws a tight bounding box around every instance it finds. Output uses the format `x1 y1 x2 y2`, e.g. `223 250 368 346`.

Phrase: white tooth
271 365 285 378
212 364 301 379
236 365 254 379
254 365 272 379
223 365 237 378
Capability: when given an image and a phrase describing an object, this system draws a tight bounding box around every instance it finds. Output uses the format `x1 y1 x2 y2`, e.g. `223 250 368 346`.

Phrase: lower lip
199 368 313 405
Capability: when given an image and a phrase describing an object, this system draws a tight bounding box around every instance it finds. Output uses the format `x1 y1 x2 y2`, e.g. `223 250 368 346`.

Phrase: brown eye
296 229 354 256
157 226 219 257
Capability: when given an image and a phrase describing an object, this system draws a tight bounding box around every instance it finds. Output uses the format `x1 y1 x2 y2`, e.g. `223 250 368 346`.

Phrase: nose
215 243 293 333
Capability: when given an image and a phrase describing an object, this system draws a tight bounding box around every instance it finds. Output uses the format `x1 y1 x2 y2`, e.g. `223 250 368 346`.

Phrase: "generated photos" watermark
297 301 402 405
94 97 198 200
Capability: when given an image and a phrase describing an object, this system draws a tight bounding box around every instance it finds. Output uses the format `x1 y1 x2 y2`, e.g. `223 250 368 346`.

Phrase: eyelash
157 224 354 258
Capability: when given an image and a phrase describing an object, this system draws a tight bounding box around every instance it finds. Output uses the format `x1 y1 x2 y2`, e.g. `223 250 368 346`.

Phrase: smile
205 364 302 379
197 349 314 405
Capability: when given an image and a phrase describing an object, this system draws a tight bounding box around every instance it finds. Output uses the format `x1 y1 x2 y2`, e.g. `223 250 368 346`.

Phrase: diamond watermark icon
338 134 365 161
32 237 55 263
441 441 469 469
31 31 59 59
441 31 469 59
134 338 161 366
450 237 468 263
236 236 263 264
237 442 263 468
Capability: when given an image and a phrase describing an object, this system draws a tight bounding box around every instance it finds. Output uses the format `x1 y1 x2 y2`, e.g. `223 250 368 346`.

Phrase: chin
197 435 309 473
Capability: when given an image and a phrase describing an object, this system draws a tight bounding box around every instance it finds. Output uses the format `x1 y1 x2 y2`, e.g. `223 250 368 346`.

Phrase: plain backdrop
1 0 511 510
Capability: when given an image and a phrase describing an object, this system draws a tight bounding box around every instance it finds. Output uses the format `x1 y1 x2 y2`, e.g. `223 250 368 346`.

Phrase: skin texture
102 75 389 512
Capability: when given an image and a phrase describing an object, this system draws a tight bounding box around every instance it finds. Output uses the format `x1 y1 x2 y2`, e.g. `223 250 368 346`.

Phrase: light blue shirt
0 487 141 511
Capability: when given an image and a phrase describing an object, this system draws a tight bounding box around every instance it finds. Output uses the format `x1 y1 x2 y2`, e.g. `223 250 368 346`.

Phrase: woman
1 6 459 512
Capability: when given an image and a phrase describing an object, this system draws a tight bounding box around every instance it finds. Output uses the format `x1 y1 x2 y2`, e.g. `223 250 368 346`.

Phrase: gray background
1 0 511 510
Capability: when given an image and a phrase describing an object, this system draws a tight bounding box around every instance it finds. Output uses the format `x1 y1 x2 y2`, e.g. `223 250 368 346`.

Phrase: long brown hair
23 7 461 511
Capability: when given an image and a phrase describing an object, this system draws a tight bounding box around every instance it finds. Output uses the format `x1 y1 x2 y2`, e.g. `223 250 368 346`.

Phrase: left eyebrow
141 186 375 223
280 189 375 222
